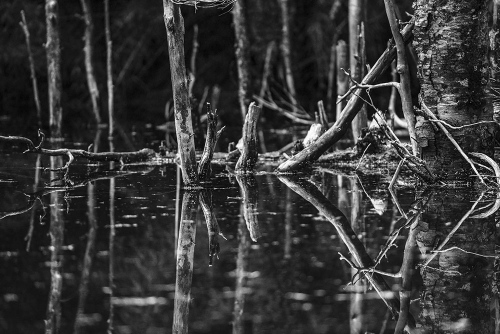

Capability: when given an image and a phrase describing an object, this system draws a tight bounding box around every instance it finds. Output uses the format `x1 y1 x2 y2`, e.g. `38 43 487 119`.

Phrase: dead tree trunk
336 40 349 122
80 0 102 125
279 0 298 109
348 0 367 142
45 0 63 138
235 102 261 172
104 0 114 140
20 11 42 128
413 0 496 180
232 0 252 121
163 0 198 186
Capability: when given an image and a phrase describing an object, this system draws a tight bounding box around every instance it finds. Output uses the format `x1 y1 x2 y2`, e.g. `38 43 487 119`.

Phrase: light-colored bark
235 102 261 172
232 0 252 121
349 0 367 142
163 0 198 185
45 0 62 138
104 0 113 139
336 40 349 121
414 0 495 179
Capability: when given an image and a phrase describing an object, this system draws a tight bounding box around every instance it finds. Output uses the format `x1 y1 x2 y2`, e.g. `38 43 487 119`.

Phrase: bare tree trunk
348 0 367 142
414 0 496 179
45 0 62 139
336 40 349 122
384 0 417 155
279 0 297 109
232 0 252 121
20 11 42 128
163 0 198 186
80 0 102 125
104 0 113 139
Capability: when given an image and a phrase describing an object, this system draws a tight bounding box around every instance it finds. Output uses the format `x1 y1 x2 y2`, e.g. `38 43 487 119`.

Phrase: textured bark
45 0 62 138
198 103 221 181
416 191 495 333
163 1 198 185
235 102 261 172
232 0 252 121
349 0 367 142
80 0 102 125
173 191 198 334
413 1 496 180
384 0 417 155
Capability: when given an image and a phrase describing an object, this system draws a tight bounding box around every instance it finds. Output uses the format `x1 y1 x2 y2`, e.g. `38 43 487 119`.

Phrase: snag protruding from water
198 103 224 181
235 103 261 173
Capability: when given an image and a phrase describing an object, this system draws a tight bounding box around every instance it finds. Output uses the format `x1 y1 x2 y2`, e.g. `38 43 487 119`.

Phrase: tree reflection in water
0 162 498 333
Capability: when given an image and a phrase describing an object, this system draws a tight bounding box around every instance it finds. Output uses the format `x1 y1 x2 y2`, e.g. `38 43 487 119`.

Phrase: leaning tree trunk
163 0 198 186
45 0 63 139
413 1 496 180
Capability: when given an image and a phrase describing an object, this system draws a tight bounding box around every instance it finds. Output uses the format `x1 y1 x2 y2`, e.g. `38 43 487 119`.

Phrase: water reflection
0 156 498 333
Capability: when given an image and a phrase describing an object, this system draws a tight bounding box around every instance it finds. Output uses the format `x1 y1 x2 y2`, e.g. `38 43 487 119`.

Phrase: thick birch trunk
413 0 496 180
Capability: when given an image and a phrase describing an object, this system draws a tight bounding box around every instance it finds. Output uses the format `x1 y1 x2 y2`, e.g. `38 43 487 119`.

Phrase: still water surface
0 151 497 334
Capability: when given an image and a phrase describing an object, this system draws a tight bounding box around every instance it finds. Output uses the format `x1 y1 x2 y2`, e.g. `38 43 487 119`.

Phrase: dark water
0 151 498 334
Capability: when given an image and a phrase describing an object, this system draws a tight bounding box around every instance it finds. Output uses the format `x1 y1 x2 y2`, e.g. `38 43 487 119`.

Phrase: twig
420 191 485 269
428 119 498 130
431 246 496 258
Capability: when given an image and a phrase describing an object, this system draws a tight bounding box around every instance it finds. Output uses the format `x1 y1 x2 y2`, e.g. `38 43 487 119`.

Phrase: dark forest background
0 0 413 143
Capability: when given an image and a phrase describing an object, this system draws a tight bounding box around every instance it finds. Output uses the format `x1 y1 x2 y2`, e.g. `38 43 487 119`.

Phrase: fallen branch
0 132 156 169
276 18 415 172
